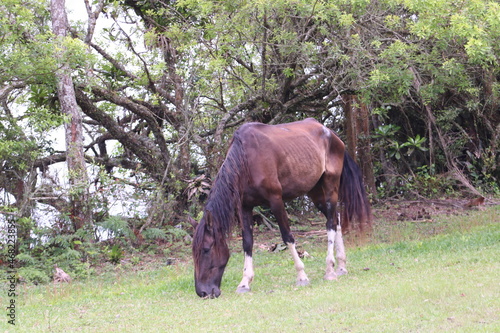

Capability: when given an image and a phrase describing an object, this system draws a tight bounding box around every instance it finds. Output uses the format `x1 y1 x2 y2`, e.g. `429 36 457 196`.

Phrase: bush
17 267 50 285
409 165 455 198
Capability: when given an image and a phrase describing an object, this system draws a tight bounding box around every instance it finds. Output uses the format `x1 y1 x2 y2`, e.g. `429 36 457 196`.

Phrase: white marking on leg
287 242 309 286
324 229 337 280
236 254 254 293
335 224 348 276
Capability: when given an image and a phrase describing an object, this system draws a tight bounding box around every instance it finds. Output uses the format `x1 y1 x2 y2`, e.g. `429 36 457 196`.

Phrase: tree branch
75 87 169 181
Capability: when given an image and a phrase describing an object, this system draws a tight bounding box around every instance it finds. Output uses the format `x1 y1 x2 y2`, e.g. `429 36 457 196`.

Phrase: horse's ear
188 216 198 230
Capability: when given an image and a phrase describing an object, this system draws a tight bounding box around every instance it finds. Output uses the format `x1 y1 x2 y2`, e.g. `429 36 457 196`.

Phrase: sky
66 0 89 22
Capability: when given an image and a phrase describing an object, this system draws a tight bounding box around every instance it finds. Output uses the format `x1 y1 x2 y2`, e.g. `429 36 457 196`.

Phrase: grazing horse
192 118 371 298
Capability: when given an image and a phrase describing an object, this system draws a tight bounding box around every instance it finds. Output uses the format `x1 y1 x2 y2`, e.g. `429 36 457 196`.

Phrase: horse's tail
339 151 372 233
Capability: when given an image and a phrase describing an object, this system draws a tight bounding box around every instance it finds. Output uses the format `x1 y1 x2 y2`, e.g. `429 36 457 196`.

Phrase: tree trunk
342 94 377 197
51 0 92 231
343 94 357 159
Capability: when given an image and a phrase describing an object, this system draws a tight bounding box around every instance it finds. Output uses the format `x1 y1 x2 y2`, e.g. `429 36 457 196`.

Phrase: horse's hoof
324 273 337 281
336 268 348 276
236 286 251 293
296 279 310 287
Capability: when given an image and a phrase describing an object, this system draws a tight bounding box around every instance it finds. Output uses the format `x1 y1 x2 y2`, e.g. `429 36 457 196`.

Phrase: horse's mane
193 132 248 254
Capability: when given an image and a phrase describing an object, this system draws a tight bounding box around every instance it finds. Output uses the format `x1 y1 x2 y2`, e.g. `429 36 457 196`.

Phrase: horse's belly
279 176 322 200
278 164 324 200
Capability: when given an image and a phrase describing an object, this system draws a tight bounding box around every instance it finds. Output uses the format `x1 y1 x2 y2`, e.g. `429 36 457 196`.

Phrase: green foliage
165 226 189 243
465 151 500 195
406 165 455 198
0 119 41 170
0 0 55 82
15 253 36 266
108 244 124 264
7 227 99 285
17 267 50 285
403 134 428 157
97 216 134 240
142 228 167 241
374 125 427 161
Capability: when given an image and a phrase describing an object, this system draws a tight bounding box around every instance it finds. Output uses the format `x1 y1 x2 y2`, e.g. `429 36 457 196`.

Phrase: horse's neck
206 169 244 231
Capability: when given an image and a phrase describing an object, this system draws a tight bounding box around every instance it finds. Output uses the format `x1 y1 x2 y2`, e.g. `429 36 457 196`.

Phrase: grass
2 205 499 332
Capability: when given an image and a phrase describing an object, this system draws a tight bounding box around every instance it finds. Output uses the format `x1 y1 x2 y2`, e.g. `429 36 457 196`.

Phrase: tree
1 0 499 253
51 0 92 231
0 0 61 248
363 0 500 194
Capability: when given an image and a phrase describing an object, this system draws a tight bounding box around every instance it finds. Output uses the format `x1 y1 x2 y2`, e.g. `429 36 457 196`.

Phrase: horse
192 118 371 298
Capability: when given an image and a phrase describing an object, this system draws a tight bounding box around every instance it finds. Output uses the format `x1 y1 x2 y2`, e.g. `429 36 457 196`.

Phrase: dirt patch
372 197 491 222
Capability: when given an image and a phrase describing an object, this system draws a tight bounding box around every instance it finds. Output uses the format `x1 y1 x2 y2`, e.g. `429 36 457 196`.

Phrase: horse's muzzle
196 285 221 298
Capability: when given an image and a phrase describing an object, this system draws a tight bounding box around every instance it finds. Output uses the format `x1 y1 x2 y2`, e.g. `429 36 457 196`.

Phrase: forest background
1 0 499 283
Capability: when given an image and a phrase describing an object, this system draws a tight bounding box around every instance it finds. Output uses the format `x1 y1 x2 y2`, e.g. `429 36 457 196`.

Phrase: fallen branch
297 230 327 237
404 219 435 223
254 210 277 231
0 210 21 217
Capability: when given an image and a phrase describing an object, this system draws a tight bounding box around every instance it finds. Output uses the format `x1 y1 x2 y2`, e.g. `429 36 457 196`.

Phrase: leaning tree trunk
51 0 92 231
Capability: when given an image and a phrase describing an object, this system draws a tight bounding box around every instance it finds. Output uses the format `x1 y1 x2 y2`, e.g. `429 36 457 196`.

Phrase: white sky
66 0 89 22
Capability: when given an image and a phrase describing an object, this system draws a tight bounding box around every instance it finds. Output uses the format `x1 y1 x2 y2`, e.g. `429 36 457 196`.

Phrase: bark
342 94 377 196
74 88 168 182
51 0 92 231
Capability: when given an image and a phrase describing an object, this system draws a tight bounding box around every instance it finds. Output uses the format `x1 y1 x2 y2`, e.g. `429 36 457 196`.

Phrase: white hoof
324 272 337 281
236 286 251 293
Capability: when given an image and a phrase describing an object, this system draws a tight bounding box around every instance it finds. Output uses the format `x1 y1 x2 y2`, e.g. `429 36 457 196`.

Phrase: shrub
17 267 50 285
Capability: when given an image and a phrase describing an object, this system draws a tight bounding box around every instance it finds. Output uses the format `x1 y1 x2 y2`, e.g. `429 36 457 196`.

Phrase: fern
63 249 81 260
162 226 189 243
98 216 134 239
49 234 72 248
15 253 36 265
142 228 167 240
109 244 123 264
166 227 188 241
18 267 50 285
142 227 188 242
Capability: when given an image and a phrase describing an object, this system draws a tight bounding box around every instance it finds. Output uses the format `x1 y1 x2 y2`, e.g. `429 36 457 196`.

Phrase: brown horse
192 118 371 298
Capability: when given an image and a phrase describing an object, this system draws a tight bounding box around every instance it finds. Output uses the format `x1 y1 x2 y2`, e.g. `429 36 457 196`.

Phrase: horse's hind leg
333 212 347 276
269 194 309 287
323 202 341 280
326 207 348 278
309 179 347 280
237 208 255 293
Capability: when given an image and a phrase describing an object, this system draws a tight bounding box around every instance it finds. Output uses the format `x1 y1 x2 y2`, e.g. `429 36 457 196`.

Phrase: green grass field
2 205 499 332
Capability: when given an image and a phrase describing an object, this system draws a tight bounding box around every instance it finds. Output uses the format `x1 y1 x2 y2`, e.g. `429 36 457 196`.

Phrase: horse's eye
203 247 211 254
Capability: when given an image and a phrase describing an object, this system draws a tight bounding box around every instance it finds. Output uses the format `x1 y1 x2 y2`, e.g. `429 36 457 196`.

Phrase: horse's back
237 119 343 203
236 118 326 139
236 118 331 152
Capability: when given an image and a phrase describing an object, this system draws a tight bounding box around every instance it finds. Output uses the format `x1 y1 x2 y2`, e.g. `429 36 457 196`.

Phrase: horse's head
191 213 230 298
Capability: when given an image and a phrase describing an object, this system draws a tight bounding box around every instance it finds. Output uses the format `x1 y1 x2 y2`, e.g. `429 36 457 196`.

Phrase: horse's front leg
288 242 309 286
270 196 309 287
237 208 255 293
